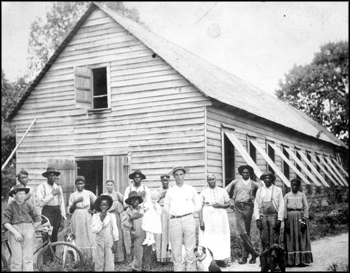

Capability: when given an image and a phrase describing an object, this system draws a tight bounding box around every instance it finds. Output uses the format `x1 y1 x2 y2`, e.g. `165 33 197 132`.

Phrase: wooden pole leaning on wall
1 118 37 172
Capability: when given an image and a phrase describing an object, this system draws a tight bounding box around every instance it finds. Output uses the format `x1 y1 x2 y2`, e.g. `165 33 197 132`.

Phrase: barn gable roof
8 3 346 148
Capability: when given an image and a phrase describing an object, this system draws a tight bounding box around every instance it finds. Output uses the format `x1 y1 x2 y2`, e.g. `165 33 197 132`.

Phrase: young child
2 185 42 271
91 195 119 271
123 191 152 271
141 190 162 246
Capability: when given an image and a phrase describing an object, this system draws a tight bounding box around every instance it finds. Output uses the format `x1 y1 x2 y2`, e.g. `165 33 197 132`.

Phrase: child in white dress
141 190 162 246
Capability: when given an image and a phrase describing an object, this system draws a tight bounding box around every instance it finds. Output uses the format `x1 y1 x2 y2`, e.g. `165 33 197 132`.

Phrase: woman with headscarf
68 176 97 257
284 178 313 266
102 179 125 262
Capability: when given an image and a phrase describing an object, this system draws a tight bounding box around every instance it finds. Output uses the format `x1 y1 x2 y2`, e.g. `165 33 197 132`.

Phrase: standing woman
68 176 97 257
284 178 313 266
102 179 125 263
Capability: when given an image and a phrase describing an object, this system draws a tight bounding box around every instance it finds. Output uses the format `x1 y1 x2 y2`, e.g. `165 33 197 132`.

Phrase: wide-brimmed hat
8 185 30 197
125 191 143 205
259 171 276 182
75 176 85 184
94 195 113 212
129 170 146 180
42 167 60 178
16 170 28 177
170 165 190 175
160 174 170 179
238 165 254 175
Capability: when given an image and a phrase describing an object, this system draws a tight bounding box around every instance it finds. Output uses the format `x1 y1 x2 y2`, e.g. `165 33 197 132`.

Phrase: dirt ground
222 232 349 272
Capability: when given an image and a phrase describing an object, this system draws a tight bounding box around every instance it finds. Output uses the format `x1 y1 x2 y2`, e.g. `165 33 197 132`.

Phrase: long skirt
155 207 172 263
199 206 231 261
71 208 95 257
113 211 125 262
284 210 313 265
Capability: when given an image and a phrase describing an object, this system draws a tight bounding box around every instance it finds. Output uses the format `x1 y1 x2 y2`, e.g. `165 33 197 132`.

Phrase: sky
1 2 349 96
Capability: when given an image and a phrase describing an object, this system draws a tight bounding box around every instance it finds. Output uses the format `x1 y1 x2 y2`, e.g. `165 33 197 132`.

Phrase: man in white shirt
164 165 201 271
36 167 66 244
254 171 284 251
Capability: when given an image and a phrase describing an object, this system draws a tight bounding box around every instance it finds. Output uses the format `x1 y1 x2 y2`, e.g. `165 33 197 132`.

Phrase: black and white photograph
1 2 348 272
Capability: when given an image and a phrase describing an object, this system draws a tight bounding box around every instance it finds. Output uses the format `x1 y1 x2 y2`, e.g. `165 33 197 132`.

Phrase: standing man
155 174 172 263
123 170 151 255
124 170 151 207
36 167 66 244
199 174 231 267
9 170 35 205
225 165 260 264
164 165 201 271
254 171 284 251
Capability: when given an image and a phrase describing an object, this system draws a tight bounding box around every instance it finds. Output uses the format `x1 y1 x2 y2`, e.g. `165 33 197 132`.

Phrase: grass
327 262 349 272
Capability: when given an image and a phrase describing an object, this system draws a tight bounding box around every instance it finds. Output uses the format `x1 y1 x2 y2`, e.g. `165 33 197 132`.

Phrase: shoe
238 258 247 264
215 260 228 267
142 238 149 245
249 252 259 264
147 238 156 246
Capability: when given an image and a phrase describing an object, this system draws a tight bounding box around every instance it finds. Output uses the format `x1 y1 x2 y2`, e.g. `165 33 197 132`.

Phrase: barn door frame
46 158 76 216
103 153 130 196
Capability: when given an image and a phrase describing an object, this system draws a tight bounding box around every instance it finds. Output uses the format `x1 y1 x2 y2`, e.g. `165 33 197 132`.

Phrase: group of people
2 164 313 271
225 165 313 268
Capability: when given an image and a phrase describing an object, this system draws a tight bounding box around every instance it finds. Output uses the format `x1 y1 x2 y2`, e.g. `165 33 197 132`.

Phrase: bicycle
1 215 84 271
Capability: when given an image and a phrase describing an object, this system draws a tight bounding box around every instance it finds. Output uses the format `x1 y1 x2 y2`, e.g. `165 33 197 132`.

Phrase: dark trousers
259 214 279 251
42 205 61 243
234 202 257 258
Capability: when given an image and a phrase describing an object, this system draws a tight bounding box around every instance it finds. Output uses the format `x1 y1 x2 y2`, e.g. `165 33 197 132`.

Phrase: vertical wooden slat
103 155 129 195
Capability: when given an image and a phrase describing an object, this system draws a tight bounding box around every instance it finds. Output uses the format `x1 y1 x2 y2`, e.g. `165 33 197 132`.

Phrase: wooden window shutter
103 155 130 196
75 66 92 110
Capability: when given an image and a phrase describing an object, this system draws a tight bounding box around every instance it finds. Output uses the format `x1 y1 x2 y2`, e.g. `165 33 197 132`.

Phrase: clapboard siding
206 105 338 195
12 8 211 194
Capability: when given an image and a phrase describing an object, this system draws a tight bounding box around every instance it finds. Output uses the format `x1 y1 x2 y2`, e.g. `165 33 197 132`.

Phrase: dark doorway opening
224 134 235 187
77 160 103 196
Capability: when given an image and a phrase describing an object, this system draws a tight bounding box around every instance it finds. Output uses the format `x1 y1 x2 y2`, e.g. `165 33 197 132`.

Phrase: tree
27 1 141 79
275 41 349 145
1 71 29 198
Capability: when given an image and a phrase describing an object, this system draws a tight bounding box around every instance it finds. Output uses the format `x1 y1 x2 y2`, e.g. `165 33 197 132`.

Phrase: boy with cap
2 185 43 271
123 191 152 271
9 170 35 205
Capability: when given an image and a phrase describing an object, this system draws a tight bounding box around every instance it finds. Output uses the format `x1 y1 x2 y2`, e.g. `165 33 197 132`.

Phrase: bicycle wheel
1 254 9 272
37 242 84 271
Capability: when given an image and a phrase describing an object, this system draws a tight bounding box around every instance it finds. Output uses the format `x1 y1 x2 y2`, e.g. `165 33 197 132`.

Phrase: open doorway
224 133 235 187
76 159 103 196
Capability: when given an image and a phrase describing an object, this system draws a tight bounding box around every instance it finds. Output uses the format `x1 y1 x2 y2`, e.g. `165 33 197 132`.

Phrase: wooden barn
7 3 348 210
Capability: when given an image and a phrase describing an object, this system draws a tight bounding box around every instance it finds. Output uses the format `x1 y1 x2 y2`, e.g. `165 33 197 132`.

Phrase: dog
259 244 286 272
194 246 221 272
62 232 78 264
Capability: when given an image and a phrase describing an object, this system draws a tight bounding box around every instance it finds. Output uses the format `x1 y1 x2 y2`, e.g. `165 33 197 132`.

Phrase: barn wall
11 9 210 198
206 104 343 203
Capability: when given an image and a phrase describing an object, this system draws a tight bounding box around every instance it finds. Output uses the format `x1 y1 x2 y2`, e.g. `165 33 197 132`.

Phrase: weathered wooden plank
111 68 178 83
74 118 204 134
114 92 205 108
114 85 198 102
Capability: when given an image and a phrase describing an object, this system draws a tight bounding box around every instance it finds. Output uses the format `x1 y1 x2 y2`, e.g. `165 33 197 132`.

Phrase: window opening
92 67 108 109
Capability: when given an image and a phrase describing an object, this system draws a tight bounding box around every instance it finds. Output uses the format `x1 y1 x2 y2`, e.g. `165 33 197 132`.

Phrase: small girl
141 190 162 246
91 195 119 271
